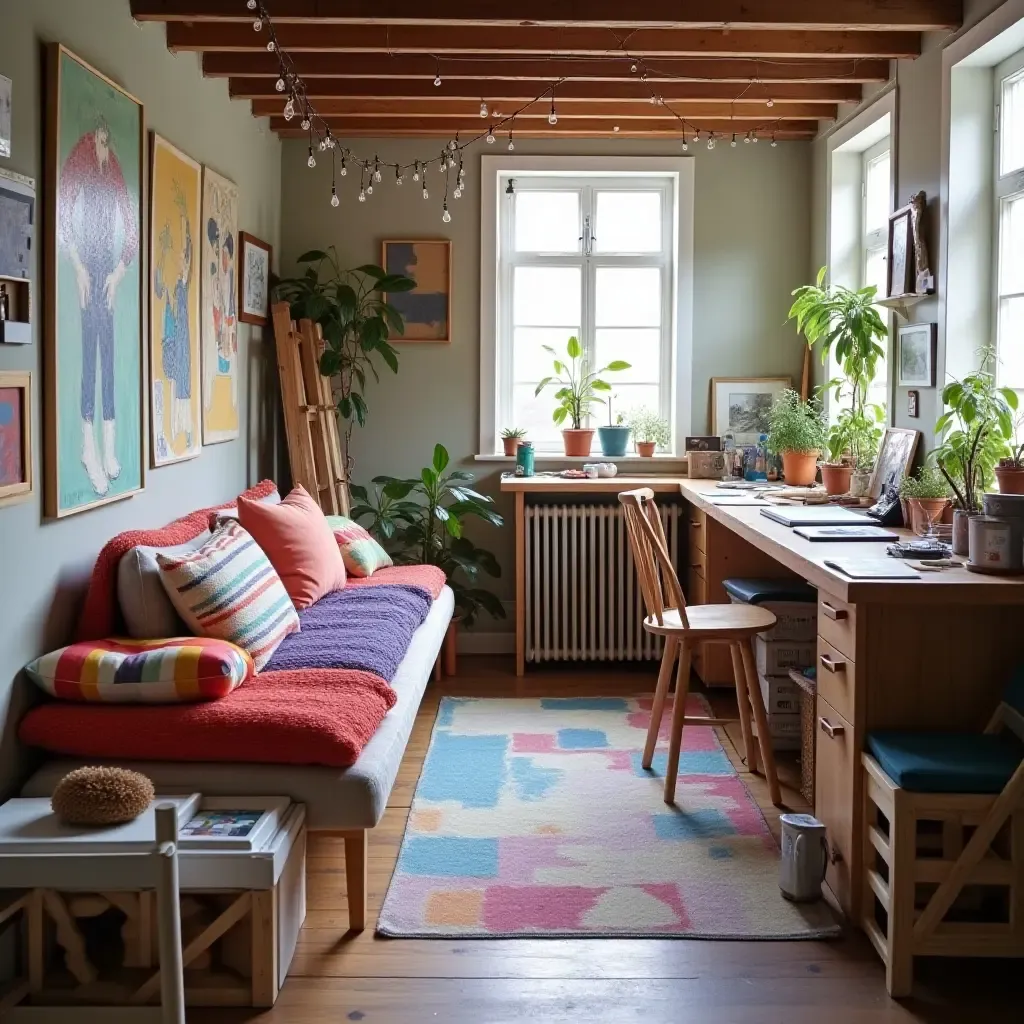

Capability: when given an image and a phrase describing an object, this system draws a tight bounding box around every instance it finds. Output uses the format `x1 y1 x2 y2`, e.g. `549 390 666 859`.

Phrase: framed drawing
0 371 32 508
239 231 272 327
200 166 239 443
382 239 451 343
897 322 937 387
887 204 914 298
150 133 202 468
868 427 919 500
45 44 144 518
0 167 34 281
710 377 792 447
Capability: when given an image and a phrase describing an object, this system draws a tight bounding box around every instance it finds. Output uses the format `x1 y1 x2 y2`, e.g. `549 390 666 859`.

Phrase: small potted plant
899 465 952 536
820 421 854 497
995 414 1024 494
628 406 671 457
765 389 828 487
501 427 527 457
535 336 629 457
597 395 631 458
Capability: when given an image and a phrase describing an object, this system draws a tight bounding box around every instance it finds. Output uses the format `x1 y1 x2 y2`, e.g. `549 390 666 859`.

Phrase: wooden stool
619 488 783 807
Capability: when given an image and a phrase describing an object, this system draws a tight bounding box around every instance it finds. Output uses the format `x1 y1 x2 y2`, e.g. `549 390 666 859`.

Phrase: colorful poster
200 166 239 443
382 239 451 343
46 45 143 518
0 386 24 485
150 134 201 466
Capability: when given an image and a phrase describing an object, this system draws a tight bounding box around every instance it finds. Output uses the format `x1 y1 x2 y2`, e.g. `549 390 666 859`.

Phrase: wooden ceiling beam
132 0 961 32
166 23 920 59
203 53 893 82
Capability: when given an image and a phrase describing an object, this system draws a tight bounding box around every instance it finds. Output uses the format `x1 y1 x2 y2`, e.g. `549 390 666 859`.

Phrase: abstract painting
710 377 791 447
0 371 33 508
0 167 33 280
239 231 272 327
201 166 239 443
150 133 201 467
382 239 451 342
45 44 143 518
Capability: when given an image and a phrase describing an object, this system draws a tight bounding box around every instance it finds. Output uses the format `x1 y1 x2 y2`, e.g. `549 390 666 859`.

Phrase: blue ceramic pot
598 425 631 457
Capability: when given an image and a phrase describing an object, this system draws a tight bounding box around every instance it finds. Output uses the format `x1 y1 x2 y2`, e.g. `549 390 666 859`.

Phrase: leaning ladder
270 301 350 515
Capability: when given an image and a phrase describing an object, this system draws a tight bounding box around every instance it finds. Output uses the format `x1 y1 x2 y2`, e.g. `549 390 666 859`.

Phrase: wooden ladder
271 301 350 515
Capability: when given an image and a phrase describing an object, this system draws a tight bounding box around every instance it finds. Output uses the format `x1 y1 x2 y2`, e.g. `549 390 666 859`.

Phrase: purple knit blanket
264 584 434 681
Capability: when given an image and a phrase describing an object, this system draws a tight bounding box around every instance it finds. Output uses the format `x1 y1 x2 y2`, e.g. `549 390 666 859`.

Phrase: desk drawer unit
818 592 856 661
688 507 706 554
816 637 855 724
815 695 856 913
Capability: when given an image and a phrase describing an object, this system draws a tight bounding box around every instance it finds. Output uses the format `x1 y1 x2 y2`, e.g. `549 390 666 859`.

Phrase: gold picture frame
0 370 33 508
710 377 792 447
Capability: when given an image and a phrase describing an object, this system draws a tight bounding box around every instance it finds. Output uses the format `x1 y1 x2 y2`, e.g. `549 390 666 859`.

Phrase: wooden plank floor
195 657 1022 1024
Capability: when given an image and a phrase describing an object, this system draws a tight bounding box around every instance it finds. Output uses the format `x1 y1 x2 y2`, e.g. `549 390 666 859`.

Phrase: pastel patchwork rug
377 695 840 939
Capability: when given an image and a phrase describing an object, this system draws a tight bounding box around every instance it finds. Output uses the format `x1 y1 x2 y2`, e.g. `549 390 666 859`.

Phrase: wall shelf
876 292 927 320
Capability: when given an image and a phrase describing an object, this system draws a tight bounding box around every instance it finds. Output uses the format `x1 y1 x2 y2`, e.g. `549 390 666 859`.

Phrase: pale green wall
280 137 812 622
0 0 282 793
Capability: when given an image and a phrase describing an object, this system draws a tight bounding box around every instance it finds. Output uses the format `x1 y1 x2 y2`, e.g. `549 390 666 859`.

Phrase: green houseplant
764 389 828 486
899 464 953 537
627 406 671 457
534 335 630 457
501 427 527 457
273 246 415 479
995 414 1024 494
598 395 631 457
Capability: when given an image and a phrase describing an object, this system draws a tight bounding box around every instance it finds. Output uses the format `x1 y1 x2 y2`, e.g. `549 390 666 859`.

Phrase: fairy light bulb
395 168 404 185
730 133 737 148
266 39 275 51
331 185 339 207
339 157 347 176
300 116 311 131
630 63 638 73
453 186 462 198
246 0 257 8
318 139 327 151
486 130 495 144
412 162 420 182
366 182 373 195
373 159 382 182
422 185 429 199
771 135 778 148
744 131 751 144
275 77 286 93
507 133 515 151
326 136 335 149
548 98 558 125
479 100 488 118
307 147 316 168
766 97 775 108
681 137 688 152
358 188 366 202
707 135 715 150
442 203 451 224
253 17 263 31
434 73 442 87
283 97 295 120
752 134 760 143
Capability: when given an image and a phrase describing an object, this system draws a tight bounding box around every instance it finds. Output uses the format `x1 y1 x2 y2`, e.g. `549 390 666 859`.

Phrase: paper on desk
824 558 921 580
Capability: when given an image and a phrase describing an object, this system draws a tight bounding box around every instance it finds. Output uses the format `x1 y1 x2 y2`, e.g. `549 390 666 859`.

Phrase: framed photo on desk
710 377 791 446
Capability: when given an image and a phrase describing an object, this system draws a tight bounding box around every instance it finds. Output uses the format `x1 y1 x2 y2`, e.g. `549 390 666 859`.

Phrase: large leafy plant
350 444 505 627
274 246 415 478
535 335 630 429
765 389 828 455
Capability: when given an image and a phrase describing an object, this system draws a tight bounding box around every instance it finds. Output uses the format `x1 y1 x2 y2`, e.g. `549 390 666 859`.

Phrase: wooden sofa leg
342 830 368 932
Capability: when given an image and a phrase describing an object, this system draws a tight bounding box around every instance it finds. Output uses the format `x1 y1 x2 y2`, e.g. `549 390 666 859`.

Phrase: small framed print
907 389 920 419
382 239 451 343
887 204 914 298
239 231 272 327
709 377 792 447
0 370 33 508
897 322 937 386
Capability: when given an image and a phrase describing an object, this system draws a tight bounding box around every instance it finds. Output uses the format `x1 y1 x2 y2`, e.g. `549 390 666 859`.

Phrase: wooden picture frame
0 370 33 508
887 203 914 299
868 426 920 500
45 44 145 519
709 377 792 447
239 231 273 327
897 322 937 387
381 239 451 343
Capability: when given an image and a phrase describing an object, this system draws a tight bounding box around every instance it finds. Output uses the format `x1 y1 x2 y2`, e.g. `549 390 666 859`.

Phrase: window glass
998 192 1024 295
595 267 661 327
512 266 581 327
864 152 891 233
1001 69 1024 177
593 191 662 252
514 191 580 253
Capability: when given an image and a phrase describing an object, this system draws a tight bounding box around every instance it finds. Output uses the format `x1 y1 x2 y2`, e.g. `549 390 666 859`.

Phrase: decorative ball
51 767 155 826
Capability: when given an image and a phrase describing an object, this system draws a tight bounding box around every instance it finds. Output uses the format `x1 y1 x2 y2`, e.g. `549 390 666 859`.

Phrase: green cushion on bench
867 731 1024 794
722 577 817 605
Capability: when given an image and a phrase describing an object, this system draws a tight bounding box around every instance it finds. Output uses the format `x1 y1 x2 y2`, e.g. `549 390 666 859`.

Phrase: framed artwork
44 44 144 518
0 371 32 508
897 322 937 387
0 167 34 281
0 74 10 159
239 231 272 327
200 166 239 443
710 377 792 446
150 133 201 467
868 427 920 500
887 204 914 298
382 239 451 343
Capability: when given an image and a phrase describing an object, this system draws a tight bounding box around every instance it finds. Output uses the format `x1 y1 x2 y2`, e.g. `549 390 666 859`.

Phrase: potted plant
597 395 631 457
501 427 527 457
933 349 1017 553
899 465 952 537
995 414 1024 494
628 407 671 457
819 422 854 497
534 336 630 457
764 389 828 486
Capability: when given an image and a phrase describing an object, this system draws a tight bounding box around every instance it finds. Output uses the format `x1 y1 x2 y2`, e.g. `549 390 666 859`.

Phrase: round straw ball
51 767 155 826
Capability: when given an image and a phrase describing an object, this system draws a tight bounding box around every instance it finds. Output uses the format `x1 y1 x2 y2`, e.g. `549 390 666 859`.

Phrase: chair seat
867 731 1024 794
722 577 817 605
644 603 777 638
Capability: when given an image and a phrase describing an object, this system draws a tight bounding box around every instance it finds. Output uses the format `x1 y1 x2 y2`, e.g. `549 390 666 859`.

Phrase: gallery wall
0 0 282 794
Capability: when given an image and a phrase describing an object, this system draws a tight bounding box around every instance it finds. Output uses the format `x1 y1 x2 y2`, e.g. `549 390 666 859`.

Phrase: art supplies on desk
823 558 921 580
794 525 899 542
761 505 869 528
705 493 769 505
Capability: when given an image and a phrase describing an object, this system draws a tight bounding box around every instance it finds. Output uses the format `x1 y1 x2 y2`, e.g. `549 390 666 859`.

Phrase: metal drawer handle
818 716 845 739
689 520 702 528
819 654 846 674
821 601 848 621
829 843 843 864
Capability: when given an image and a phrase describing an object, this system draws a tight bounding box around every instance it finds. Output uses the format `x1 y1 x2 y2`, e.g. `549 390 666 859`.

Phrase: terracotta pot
908 497 950 536
849 469 872 498
995 466 1024 494
952 508 976 556
781 450 820 487
636 441 657 458
820 462 853 497
562 428 595 457
502 436 523 457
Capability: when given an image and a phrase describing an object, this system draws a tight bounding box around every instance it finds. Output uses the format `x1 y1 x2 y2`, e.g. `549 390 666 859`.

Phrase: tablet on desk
760 505 869 527
794 525 899 542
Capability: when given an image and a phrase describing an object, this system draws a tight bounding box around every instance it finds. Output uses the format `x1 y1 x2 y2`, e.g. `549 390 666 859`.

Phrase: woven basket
789 668 817 805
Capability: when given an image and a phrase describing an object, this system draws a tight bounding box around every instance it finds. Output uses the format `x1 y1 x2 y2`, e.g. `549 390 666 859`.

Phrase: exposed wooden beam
132 0 961 32
273 124 817 139
203 53 893 83
167 24 921 58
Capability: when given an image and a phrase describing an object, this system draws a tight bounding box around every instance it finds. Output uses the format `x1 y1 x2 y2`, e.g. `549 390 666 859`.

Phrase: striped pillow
157 521 299 670
325 515 393 577
25 637 253 703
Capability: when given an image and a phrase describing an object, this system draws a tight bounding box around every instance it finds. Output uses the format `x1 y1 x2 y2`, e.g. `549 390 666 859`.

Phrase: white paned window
862 140 890 414
996 51 1024 390
496 174 677 453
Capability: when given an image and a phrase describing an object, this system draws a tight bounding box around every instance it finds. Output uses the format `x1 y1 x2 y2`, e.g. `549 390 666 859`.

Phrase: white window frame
479 155 694 458
861 139 890 291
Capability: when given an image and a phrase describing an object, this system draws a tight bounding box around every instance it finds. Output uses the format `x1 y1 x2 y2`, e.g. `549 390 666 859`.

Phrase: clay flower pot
635 441 657 458
502 436 523 457
908 497 950 536
952 508 976 556
562 428 595 457
820 462 853 497
995 465 1024 494
781 450 820 487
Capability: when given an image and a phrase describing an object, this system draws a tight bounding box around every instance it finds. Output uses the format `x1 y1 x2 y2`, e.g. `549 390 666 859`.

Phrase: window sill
476 453 688 463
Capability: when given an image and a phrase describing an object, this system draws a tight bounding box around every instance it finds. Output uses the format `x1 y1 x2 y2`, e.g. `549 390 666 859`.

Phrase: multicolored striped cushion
156 520 300 670
25 637 253 703
325 515 393 577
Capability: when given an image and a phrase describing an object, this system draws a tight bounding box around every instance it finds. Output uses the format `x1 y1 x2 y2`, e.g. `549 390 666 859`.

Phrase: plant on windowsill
898 464 952 536
764 389 828 487
534 335 630 457
627 406 671 457
995 414 1024 494
500 427 528 457
816 386 884 496
597 394 631 457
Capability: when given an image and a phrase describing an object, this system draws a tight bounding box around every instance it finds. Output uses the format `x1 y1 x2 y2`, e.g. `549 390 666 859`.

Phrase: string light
434 73 442 87
442 202 451 224
307 146 316 168
730 133 737 147
246 0 257 7
339 156 347 176
479 100 488 118
631 63 638 73
422 168 429 199
253 16 263 30
358 187 366 202
395 167 404 185
300 115 311 131
752 134 760 143
744 131 752 143
433 58 442 87
507 131 515 152
486 128 495 144
681 132 688 152
412 162 420 182
548 92 558 125
283 97 295 121
707 135 716 150
331 183 339 207
767 97 775 107
266 39 275 51
771 135 778 147
373 157 382 182
275 77 286 92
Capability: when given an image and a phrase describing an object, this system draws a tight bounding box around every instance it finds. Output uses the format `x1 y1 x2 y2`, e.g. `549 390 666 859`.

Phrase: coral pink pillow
237 485 346 609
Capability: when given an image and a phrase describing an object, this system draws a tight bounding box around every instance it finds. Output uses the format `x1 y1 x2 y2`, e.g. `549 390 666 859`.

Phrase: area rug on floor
377 695 840 939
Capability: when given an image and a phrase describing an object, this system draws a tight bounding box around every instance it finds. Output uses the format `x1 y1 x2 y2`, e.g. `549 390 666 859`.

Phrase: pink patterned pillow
325 516 393 577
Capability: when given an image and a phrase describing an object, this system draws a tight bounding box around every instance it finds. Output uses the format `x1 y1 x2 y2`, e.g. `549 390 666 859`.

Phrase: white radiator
525 502 682 663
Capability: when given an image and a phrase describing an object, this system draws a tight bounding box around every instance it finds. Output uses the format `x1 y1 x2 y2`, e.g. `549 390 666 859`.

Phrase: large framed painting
0 371 32 509
44 44 144 518
239 231 272 327
150 134 201 467
709 377 792 447
200 166 239 444
382 239 451 343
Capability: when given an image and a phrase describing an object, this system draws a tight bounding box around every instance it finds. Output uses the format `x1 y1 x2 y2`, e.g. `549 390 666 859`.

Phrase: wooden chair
618 488 783 807
861 679 1024 997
